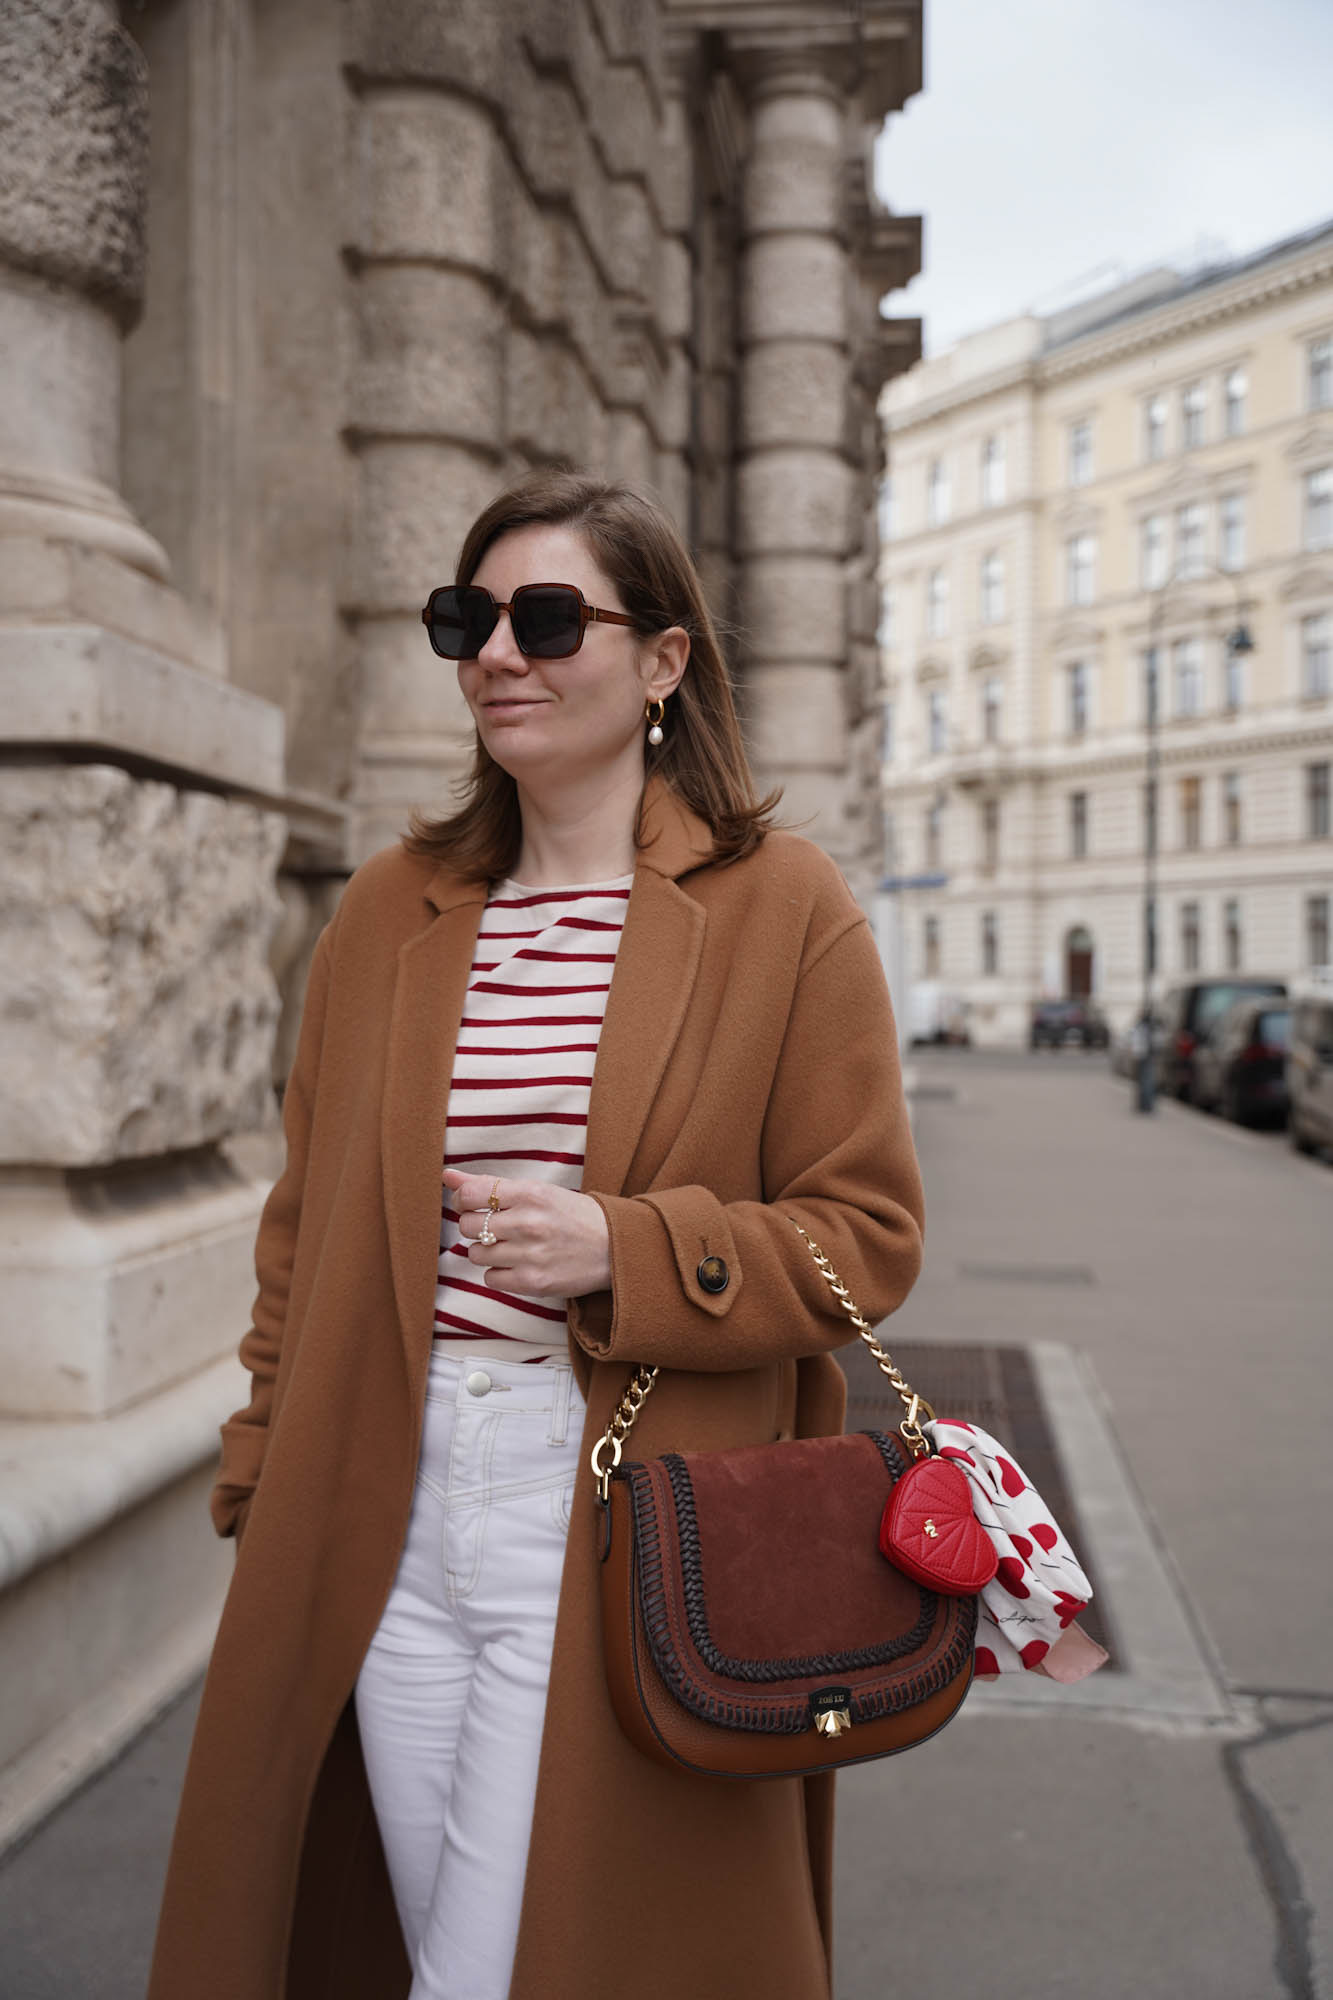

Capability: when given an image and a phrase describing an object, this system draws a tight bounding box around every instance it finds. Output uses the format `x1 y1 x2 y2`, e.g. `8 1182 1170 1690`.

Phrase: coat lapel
381 880 486 1389
581 777 715 1197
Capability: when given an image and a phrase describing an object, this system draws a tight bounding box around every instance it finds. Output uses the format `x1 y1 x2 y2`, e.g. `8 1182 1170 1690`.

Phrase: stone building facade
879 219 1333 1046
0 0 923 1840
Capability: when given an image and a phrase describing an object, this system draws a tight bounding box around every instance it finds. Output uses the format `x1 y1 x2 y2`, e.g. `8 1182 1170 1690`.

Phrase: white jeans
354 1349 585 2000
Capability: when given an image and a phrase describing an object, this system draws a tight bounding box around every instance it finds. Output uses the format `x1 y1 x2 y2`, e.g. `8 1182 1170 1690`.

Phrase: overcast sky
873 0 1333 355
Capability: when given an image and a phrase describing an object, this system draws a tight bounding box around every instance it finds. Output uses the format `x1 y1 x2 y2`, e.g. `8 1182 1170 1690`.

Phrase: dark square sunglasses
421 582 636 661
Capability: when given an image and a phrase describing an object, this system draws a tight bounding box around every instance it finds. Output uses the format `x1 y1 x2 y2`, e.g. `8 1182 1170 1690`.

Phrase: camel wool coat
149 775 926 2000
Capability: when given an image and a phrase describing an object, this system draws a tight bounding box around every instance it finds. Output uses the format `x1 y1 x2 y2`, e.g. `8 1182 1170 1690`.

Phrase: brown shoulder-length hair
402 468 782 880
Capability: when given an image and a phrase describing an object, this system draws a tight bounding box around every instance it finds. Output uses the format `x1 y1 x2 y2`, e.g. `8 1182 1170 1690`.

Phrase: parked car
1192 998 1291 1125
1288 983 1333 1158
1029 999 1109 1050
908 982 972 1047
1157 978 1287 1101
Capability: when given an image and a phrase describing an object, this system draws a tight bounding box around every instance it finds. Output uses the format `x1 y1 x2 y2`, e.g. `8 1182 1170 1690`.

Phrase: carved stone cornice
663 1 922 117
1040 242 1333 385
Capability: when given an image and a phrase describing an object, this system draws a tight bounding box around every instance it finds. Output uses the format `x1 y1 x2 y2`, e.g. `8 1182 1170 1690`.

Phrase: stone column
0 0 287 1423
735 64 857 857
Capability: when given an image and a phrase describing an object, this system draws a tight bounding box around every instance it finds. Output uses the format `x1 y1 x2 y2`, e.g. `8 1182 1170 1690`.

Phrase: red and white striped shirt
434 874 633 1362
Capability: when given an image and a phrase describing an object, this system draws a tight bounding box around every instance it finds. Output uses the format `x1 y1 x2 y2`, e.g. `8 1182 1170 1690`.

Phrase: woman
149 470 925 2000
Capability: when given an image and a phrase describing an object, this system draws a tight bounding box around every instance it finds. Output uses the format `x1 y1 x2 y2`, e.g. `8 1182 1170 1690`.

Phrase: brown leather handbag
592 1220 979 1778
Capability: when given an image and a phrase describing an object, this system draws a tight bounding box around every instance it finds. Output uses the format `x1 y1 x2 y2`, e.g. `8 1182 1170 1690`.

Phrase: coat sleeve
567 912 924 1372
209 917 337 1539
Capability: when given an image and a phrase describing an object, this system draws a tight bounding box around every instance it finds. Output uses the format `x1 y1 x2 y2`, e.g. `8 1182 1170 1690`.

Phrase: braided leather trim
624 1434 977 1734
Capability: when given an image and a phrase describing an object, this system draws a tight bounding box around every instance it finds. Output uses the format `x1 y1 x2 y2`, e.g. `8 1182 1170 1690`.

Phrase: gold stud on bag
591 1219 984 1779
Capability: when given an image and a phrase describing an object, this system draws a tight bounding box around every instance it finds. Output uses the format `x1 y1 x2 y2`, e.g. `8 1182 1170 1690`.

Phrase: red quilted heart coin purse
880 1453 999 1596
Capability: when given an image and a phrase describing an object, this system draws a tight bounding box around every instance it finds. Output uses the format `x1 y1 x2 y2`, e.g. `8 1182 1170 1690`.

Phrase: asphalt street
1 1048 1329 1999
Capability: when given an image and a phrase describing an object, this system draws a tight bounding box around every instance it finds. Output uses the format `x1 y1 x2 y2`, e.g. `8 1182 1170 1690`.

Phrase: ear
643 625 690 704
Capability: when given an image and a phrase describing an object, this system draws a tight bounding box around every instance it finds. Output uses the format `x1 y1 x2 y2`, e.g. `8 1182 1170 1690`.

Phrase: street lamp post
1136 561 1254 1113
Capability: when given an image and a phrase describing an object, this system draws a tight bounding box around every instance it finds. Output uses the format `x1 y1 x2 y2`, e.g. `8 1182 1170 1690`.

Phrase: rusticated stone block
741 235 848 346
355 92 510 275
739 341 846 451
739 556 846 665
352 442 500 612
0 0 147 320
743 91 843 237
0 766 285 1167
737 449 855 559
344 0 505 102
745 664 848 769
351 266 502 444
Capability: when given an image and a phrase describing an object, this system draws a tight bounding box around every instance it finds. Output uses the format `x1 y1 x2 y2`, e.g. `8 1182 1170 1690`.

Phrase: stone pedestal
0 0 289 1842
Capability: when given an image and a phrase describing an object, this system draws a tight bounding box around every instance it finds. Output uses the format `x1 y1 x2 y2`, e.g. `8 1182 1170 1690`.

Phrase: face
457 524 683 788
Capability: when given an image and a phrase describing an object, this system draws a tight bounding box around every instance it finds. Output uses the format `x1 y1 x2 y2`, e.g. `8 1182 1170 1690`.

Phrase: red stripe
477 927 543 939
554 916 625 932
440 1274 568 1322
448 1080 588 1096
453 1043 599 1057
511 948 618 964
445 1148 586 1165
460 1014 605 1028
433 1311 526 1341
446 1112 587 1128
471 981 611 997
488 889 630 909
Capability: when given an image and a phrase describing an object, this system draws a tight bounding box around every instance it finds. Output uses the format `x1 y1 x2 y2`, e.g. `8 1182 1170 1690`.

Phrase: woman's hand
442 1168 612 1299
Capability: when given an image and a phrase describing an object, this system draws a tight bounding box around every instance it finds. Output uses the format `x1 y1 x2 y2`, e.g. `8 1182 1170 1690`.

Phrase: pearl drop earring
646 699 666 747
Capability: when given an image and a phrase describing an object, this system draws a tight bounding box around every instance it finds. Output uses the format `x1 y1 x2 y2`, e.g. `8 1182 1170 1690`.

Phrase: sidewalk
0 1051 1329 1998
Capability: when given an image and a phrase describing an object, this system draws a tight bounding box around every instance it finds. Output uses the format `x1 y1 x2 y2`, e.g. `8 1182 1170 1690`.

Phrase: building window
1224 367 1247 436
882 698 894 764
1066 533 1096 606
1180 775 1202 850
1143 780 1158 855
1308 761 1331 840
1144 646 1161 724
981 910 999 977
1067 661 1089 736
1176 501 1206 577
981 675 1004 744
1145 393 1168 461
924 798 944 869
980 434 1006 506
926 567 950 638
1141 513 1168 588
1219 493 1246 571
1182 381 1207 449
1224 897 1242 972
1222 770 1242 845
1069 790 1088 859
927 687 947 756
878 586 894 649
878 475 895 541
927 456 951 526
1304 612 1332 698
980 550 1005 624
1306 466 1333 551
980 796 1000 872
1173 637 1203 717
1180 900 1201 973
1310 336 1333 413
923 913 941 977
1308 894 1331 969
1223 639 1244 712
1069 420 1093 487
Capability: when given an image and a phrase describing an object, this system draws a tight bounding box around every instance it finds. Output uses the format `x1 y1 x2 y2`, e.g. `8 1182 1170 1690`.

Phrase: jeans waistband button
465 1370 492 1397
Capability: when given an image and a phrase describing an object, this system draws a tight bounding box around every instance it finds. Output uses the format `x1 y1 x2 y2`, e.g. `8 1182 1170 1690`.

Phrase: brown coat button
697 1255 729 1294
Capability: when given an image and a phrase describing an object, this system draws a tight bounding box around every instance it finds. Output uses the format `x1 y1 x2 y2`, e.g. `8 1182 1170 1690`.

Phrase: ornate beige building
0 0 925 1840
880 219 1333 1046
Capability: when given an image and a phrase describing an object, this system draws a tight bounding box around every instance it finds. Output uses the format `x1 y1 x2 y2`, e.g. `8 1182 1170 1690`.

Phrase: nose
475 604 530 675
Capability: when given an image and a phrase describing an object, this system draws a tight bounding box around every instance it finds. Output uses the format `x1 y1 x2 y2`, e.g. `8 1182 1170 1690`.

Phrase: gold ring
487 1179 502 1213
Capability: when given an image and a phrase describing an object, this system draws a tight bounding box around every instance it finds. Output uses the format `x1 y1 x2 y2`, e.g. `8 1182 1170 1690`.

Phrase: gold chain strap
589 1217 934 1499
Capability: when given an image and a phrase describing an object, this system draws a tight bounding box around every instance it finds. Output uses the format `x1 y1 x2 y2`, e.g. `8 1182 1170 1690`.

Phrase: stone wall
0 0 924 1840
